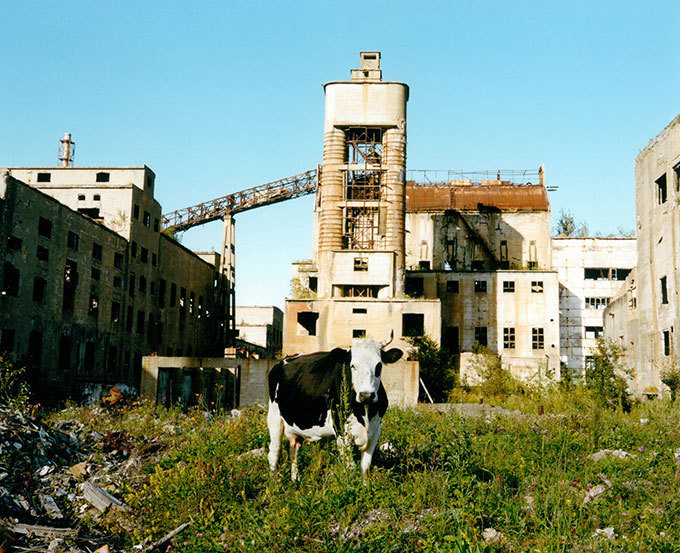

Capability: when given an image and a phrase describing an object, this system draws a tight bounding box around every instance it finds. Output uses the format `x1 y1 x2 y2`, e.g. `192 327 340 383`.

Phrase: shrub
0 354 30 410
585 338 631 409
468 347 521 398
406 335 457 402
660 361 680 401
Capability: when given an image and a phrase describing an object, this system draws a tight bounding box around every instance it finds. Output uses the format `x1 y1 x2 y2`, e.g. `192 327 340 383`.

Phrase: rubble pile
0 392 169 553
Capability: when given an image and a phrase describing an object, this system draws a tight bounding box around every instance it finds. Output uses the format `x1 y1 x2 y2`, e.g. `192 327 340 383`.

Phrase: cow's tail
268 360 284 402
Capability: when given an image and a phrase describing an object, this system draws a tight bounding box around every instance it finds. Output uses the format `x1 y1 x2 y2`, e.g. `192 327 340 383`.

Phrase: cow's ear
330 348 350 364
381 348 403 364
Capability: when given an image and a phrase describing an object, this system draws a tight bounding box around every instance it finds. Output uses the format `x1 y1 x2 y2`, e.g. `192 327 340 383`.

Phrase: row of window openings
584 268 631 281
36 172 155 191
443 280 544 294
655 164 680 205
501 327 545 350
132 205 159 231
297 312 426 338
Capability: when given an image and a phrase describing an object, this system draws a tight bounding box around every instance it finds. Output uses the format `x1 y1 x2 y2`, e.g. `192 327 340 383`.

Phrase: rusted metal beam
161 169 318 232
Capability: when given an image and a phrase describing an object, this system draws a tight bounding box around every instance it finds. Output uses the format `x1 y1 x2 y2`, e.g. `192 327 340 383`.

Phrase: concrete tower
284 53 440 354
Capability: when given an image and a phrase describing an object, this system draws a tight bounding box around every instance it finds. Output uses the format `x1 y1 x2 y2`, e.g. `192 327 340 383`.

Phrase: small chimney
58 133 75 167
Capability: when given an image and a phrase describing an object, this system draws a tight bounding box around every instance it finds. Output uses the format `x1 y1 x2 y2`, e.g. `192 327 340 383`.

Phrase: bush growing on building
0 355 30 410
660 361 680 401
406 335 456 402
585 338 631 409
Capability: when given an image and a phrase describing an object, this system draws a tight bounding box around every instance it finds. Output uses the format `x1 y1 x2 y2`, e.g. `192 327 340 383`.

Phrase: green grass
50 396 680 552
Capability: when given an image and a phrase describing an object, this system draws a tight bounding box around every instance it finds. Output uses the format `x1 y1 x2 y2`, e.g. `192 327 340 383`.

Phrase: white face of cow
349 339 403 404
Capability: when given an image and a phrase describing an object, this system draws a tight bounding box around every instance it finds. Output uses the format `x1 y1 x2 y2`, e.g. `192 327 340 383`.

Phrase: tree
660 361 680 401
585 338 631 408
406 335 456 402
553 209 589 237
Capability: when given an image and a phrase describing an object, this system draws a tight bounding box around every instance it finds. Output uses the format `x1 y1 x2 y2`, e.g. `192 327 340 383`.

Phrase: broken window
585 268 610 280
661 276 669 304
36 245 49 262
92 243 103 261
447 280 460 293
89 294 99 319
345 170 381 200
78 207 101 219
67 231 79 251
585 297 610 309
354 257 368 271
503 281 515 293
585 326 603 339
96 172 110 182
114 252 124 270
179 288 187 330
308 276 317 292
531 281 544 293
111 301 121 323
143 211 151 228
37 172 51 183
474 327 488 347
664 330 672 356
113 276 122 289
657 173 667 204
343 207 379 249
344 127 383 164
353 329 366 338
503 327 515 349
614 268 631 281
528 240 537 269
402 314 425 337
499 240 509 269
532 327 544 349
340 285 381 298
474 280 487 293
443 326 460 353
32 277 46 303
154 218 160 232
297 312 319 336
3 263 20 297
405 277 424 297
62 260 78 312
38 217 52 238
471 260 484 271
189 291 195 315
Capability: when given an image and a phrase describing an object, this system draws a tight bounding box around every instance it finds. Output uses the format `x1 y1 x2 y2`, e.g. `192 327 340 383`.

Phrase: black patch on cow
268 350 388 433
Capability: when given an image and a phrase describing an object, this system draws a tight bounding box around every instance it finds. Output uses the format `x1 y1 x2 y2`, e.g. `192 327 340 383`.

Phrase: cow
267 335 403 480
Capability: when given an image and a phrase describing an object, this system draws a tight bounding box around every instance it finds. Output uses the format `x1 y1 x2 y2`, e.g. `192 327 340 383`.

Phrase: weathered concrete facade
234 306 283 359
0 167 227 396
605 114 680 395
284 52 441 356
553 238 636 377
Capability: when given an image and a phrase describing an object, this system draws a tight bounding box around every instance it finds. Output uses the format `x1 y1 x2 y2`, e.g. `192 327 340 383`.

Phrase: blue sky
2 1 679 308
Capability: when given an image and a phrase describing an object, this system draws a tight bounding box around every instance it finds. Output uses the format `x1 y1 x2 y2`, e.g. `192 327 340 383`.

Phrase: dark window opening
340 285 380 298
92 243 103 261
131 241 137 258
344 127 383 164
126 306 133 332
447 280 460 293
58 335 72 371
189 291 195 315
37 172 51 183
151 253 157 267
133 204 140 219
585 326 604 339
114 252 124 270
67 231 79 251
91 267 100 281
113 276 122 289
614 268 631 281
354 257 368 271
38 217 52 238
78 207 102 219
137 310 145 335
531 281 544 293
159 279 166 308
664 330 672 356
32 277 46 303
443 326 459 353
474 280 487 293
143 211 151 228
154 218 160 232
353 329 366 338
111 301 120 324
139 276 147 294
503 327 515 349
7 235 22 251
419 260 431 270
3 263 20 297
471 260 484 271
297 312 319 336
499 240 509 269
170 283 177 307
532 327 544 349
179 288 186 330
0 329 15 354
402 313 425 337
129 273 135 298
474 327 488 347
62 260 78 312
503 281 515 293
89 294 99 319
353 307 367 314
96 172 110 182
405 277 424 297
36 245 49 262
93 194 101 201
28 330 43 369
78 194 86 201
657 173 668 204
585 268 610 281
150 281 156 296
308 276 317 292
141 247 148 263
675 163 680 192
661 276 669 305
83 342 96 374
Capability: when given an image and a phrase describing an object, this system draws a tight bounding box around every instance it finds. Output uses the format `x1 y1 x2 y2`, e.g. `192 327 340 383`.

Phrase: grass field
49 390 680 553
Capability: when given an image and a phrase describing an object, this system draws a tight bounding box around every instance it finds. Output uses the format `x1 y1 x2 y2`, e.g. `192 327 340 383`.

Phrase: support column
221 214 236 347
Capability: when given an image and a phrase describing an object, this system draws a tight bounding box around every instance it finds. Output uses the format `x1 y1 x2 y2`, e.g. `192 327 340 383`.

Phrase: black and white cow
267 337 403 480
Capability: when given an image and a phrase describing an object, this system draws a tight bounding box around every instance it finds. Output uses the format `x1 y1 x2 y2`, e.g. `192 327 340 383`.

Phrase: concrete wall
552 237 637 377
234 306 284 357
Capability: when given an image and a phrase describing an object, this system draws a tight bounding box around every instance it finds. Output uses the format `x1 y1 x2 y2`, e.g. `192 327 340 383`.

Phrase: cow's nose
359 392 376 403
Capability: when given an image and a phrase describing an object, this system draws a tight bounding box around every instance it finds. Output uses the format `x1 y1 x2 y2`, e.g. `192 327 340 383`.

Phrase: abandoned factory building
605 114 680 396
0 166 229 395
283 51 635 383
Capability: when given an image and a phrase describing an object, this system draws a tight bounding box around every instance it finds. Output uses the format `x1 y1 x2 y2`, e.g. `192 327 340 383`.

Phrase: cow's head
331 333 403 404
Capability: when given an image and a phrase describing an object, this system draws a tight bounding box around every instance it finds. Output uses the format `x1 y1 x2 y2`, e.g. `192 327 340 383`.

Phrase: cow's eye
375 362 382 377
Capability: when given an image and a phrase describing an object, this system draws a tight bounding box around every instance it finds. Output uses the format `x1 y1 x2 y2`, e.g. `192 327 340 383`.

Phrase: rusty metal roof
406 183 549 212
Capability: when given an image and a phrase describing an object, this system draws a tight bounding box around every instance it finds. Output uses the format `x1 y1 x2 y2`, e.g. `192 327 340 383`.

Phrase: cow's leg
289 437 302 481
267 400 284 472
360 416 382 478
